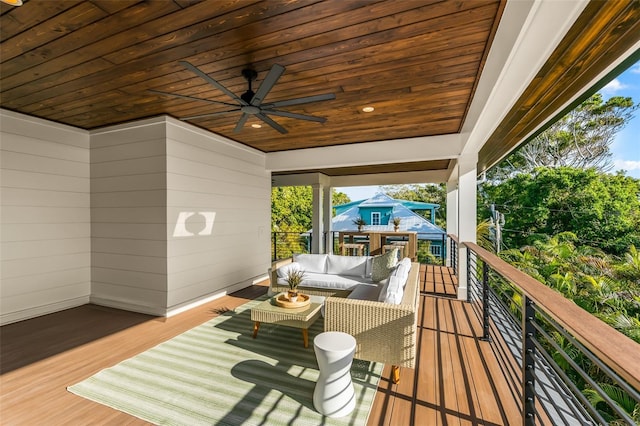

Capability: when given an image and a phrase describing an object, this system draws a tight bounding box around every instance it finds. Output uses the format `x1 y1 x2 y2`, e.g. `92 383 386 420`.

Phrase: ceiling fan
150 61 336 134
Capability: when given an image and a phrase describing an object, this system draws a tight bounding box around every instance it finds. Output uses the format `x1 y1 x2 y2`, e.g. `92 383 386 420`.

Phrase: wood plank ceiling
0 0 503 157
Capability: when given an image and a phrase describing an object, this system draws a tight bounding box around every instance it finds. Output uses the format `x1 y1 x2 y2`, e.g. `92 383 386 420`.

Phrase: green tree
271 186 350 232
332 189 350 208
271 186 313 232
270 187 350 259
382 183 446 227
499 234 640 343
476 219 494 251
482 167 640 254
616 245 640 281
489 94 637 181
583 383 640 424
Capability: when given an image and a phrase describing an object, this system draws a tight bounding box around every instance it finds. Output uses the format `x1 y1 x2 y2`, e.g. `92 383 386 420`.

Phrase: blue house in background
332 193 446 258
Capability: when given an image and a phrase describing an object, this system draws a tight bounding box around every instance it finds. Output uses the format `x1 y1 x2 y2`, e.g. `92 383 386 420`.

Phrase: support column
457 154 477 301
311 184 324 254
323 186 333 254
446 179 458 267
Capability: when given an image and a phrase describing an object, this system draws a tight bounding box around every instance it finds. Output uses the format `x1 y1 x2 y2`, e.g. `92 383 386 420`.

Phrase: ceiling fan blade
263 109 326 123
251 64 285 106
256 113 288 134
265 93 336 108
233 113 250 133
149 89 237 107
180 109 241 120
179 61 248 105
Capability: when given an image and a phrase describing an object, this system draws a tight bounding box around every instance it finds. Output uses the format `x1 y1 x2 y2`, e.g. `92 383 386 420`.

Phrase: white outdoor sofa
268 252 420 382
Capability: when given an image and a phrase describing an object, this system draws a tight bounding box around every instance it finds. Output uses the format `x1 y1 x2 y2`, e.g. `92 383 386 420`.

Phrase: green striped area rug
68 296 382 425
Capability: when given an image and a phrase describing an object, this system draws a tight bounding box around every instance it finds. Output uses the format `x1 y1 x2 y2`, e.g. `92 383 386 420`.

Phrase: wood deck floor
1 265 530 425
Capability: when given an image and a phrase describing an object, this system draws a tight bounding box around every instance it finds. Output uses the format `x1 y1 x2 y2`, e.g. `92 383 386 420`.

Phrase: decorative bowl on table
275 293 310 308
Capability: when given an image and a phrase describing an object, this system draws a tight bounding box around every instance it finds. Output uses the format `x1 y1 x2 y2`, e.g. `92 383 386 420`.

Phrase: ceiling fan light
1 0 23 5
362 106 375 113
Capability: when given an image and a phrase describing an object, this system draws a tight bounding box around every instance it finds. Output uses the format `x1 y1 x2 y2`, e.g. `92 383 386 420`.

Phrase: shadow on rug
68 296 382 425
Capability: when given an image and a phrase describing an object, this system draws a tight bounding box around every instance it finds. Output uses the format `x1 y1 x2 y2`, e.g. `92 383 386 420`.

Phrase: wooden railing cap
462 241 640 392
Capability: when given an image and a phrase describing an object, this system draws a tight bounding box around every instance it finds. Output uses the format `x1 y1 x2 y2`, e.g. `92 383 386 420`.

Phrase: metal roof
331 193 445 239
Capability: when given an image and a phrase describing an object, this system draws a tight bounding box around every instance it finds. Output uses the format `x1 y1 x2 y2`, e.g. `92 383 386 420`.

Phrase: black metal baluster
466 248 471 302
523 296 536 425
272 232 277 261
453 238 457 275
481 261 491 342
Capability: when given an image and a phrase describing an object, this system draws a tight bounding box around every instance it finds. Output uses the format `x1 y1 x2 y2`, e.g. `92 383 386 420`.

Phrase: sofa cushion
277 272 373 290
293 254 327 273
380 275 404 304
326 254 368 277
276 261 301 279
371 248 399 282
347 283 382 301
391 258 412 288
304 272 374 290
376 277 390 302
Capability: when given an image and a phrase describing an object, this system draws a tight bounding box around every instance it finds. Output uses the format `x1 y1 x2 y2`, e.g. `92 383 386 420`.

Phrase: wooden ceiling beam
479 0 640 172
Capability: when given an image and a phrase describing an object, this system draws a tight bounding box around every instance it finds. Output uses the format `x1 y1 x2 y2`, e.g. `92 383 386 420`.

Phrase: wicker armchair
324 262 420 383
268 257 420 383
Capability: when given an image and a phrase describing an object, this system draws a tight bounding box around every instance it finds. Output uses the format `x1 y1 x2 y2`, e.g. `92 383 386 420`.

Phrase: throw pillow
382 275 404 304
293 253 328 273
391 258 411 287
326 254 368 277
371 248 399 282
276 262 301 279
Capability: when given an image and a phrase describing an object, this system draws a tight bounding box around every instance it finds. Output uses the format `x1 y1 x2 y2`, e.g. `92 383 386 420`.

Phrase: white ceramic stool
313 331 357 418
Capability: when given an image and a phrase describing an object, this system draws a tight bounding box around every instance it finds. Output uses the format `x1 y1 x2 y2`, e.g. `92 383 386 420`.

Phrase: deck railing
330 231 446 264
463 241 640 425
448 234 458 274
271 231 447 264
417 233 447 265
271 232 310 261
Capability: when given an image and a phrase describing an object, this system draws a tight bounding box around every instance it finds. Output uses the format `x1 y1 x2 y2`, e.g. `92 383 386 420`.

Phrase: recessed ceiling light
251 123 262 128
0 0 23 5
362 106 375 113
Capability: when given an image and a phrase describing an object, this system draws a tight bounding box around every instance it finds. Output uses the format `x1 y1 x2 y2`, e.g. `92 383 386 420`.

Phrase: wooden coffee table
251 294 324 348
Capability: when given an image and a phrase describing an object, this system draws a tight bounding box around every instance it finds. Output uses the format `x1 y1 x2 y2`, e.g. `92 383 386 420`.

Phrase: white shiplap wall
1 112 271 322
166 118 271 314
90 118 169 315
91 117 270 316
0 110 91 325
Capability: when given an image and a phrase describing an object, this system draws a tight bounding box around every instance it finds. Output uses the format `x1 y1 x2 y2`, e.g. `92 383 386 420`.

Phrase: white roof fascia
329 169 450 187
265 133 461 172
445 158 458 183
271 172 331 187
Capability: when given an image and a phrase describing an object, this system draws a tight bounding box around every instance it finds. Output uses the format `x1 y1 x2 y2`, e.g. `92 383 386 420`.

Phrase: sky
603 60 640 179
338 60 640 202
